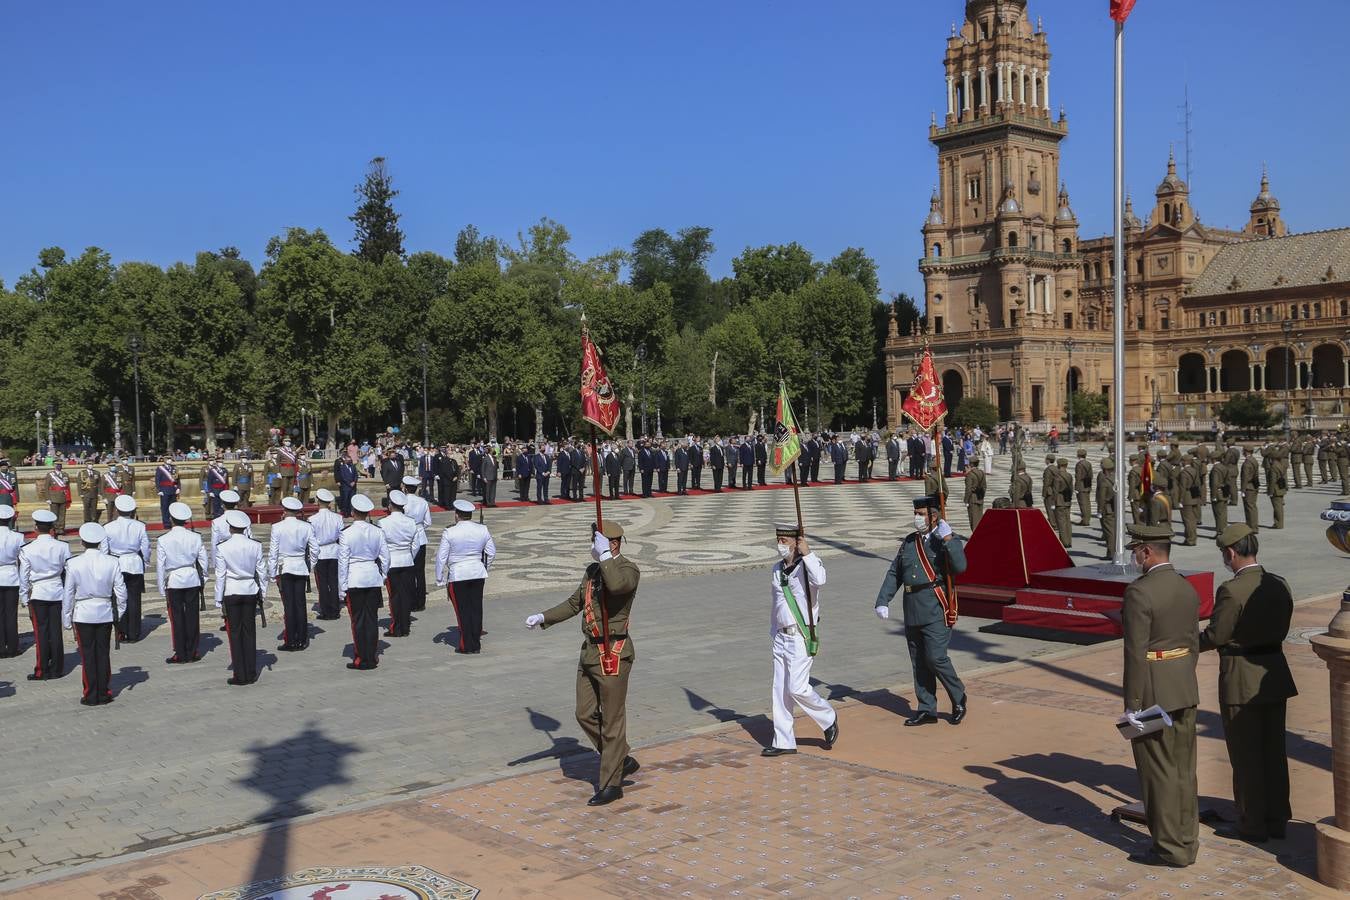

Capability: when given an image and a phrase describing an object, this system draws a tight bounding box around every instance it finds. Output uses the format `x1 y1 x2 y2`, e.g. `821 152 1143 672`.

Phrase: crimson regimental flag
1110 0 1137 23
579 323 620 435
901 347 948 432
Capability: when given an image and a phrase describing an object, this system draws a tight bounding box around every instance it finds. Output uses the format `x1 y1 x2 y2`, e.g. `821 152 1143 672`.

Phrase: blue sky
3 1 1344 305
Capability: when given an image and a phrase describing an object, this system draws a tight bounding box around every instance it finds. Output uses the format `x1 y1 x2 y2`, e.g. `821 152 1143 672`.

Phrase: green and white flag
769 381 802 476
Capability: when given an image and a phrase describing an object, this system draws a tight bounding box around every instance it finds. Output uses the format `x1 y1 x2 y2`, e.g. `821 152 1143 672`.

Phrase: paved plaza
0 447 1346 895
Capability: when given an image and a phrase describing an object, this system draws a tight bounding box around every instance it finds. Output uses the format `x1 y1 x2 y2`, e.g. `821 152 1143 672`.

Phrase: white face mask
913 515 929 533
777 543 792 560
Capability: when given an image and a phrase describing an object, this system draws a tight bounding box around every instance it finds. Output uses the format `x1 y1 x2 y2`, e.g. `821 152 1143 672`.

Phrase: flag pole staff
778 372 814 648
1111 16 1127 565
589 425 604 531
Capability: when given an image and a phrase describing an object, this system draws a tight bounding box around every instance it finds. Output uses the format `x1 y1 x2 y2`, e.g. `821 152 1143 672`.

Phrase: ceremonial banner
579 324 620 436
769 381 802 476
900 347 948 431
1109 0 1137 23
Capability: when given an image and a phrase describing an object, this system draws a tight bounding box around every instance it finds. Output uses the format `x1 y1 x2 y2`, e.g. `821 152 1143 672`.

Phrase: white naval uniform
338 521 390 598
769 552 835 750
156 528 208 597
19 533 72 678
434 520 496 585
211 513 254 570
62 549 126 629
101 517 150 575
268 517 319 578
0 524 24 657
307 507 344 617
377 511 424 570
214 534 266 609
308 508 343 562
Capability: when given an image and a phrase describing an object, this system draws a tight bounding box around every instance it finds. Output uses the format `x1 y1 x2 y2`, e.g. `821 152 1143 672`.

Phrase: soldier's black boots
588 786 623 806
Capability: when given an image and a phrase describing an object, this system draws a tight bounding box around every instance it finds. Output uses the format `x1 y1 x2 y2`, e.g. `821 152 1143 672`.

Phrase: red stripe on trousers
346 593 360 666
447 583 463 650
166 591 179 661
74 625 89 701
29 605 42 678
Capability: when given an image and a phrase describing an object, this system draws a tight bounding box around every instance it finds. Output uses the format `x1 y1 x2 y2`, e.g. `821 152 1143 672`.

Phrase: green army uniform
1240 450 1261 531
1266 448 1287 530
295 455 312 503
1123 524 1200 867
1318 436 1331 483
1097 458 1117 560
1200 525 1297 841
963 464 986 531
117 460 135 497
1208 455 1229 533
874 513 967 721
78 464 100 524
44 468 71 532
1178 459 1201 546
1009 465 1033 509
1194 446 1209 506
1053 458 1073 548
1288 435 1303 489
922 470 946 508
1224 448 1240 508
1337 440 1350 493
1168 448 1184 515
1041 455 1057 518
540 526 640 796
233 460 255 507
1152 454 1172 523
1074 450 1093 526
1127 456 1144 524
1146 490 1171 530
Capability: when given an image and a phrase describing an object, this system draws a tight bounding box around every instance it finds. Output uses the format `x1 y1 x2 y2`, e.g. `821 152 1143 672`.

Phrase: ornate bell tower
920 0 1077 337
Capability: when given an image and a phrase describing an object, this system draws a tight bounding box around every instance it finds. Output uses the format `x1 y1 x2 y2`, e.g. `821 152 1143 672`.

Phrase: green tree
583 282 676 438
1067 392 1110 433
629 226 717 329
796 274 874 426
731 243 820 303
454 224 500 268
825 247 880 299
1217 393 1279 438
948 398 998 433
705 308 768 430
350 156 405 263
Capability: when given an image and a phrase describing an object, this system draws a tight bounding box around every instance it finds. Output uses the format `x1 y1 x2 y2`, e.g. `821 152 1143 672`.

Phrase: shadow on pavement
806 536 889 562
198 632 223 656
505 707 596 784
237 721 358 892
683 687 750 722
110 665 149 698
967 764 1144 853
0 680 12 699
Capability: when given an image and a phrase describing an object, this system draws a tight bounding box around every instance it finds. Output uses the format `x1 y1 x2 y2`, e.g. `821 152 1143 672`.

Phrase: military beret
281 496 303 511
1216 523 1254 549
774 522 802 537
33 509 57 525
79 522 105 544
600 521 624 539
315 488 335 503
220 489 241 504
114 494 137 513
1125 523 1173 546
913 495 940 510
168 502 193 522
351 494 375 513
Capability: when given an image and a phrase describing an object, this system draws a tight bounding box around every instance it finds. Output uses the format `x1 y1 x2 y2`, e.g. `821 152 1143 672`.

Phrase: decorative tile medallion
198 865 479 900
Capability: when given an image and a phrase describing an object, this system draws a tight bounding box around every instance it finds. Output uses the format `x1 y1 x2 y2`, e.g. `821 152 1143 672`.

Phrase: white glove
1124 709 1144 731
934 520 953 539
875 606 890 620
525 613 544 629
591 530 612 562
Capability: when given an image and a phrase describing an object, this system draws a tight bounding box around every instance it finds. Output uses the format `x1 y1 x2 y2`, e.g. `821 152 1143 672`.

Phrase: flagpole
589 425 605 530
779 380 815 648
1111 17 1127 565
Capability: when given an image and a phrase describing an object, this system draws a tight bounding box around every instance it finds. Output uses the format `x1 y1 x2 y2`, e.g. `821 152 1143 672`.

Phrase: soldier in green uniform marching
1053 458 1073 548
1074 448 1093 526
1040 454 1057 519
1209 448 1230 534
1240 447 1261 531
1127 454 1144 524
525 521 641 807
963 456 985 531
874 496 968 728
1010 461 1033 509
1267 445 1287 529
1119 522 1200 868
1200 524 1297 844
1178 451 1201 546
1097 457 1117 560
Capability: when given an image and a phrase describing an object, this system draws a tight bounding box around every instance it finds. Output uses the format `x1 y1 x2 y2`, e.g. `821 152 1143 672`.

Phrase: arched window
1030 234 1039 250
1314 302 1322 318
1243 308 1251 324
1303 303 1311 319
1062 238 1072 253
1084 263 1092 280
1008 232 1018 247
1220 310 1228 326
932 243 942 258
1164 202 1172 223
1208 312 1216 326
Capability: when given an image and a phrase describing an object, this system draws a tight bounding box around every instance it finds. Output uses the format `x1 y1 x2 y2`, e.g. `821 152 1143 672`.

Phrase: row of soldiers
959 430 1350 557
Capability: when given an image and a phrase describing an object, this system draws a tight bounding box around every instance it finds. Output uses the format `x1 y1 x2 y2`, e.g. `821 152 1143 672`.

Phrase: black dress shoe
950 701 968 725
1214 827 1268 844
587 786 624 806
904 711 938 727
760 746 798 757
622 756 640 777
26 673 43 681
1127 850 1190 868
227 677 242 685
823 718 839 749
346 662 361 670
165 656 180 665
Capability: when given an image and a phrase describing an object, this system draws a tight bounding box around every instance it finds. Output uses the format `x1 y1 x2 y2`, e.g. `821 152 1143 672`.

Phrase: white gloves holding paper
525 613 544 629
875 606 890 620
1124 709 1145 731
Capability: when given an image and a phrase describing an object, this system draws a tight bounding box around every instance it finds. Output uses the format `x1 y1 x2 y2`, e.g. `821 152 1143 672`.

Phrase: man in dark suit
856 437 870 482
638 440 655 497
739 437 754 489
674 443 689 494
620 441 637 496
571 443 588 500
556 440 573 502
727 437 740 489
533 446 550 504
480 448 498 507
516 446 532 501
418 448 436 500
467 444 482 496
708 439 725 491
656 442 670 493
604 444 621 499
941 430 955 479
689 439 703 490
809 435 822 483
380 449 404 508
908 434 924 478
755 435 768 485
830 436 847 483
886 433 902 480
335 451 360 516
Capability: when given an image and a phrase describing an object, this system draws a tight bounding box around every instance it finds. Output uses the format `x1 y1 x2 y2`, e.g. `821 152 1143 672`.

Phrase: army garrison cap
1045 454 1055 463
600 520 624 539
1102 458 1116 469
774 522 802 537
1216 523 1254 549
1125 523 1173 546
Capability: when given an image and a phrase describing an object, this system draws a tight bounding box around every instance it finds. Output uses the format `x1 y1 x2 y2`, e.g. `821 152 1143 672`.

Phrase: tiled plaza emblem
199 865 478 900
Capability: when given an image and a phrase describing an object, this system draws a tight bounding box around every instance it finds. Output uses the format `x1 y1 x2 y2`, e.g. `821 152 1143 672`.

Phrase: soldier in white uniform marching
379 491 425 638
308 488 344 620
157 502 208 664
762 522 838 757
0 505 23 658
211 489 253 632
401 475 432 611
19 509 71 680
338 494 389 670
215 509 267 686
269 496 319 651
63 522 127 706
435 498 496 654
101 495 151 642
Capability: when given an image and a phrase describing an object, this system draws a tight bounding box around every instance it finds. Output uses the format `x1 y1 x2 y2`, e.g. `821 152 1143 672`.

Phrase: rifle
256 589 267 627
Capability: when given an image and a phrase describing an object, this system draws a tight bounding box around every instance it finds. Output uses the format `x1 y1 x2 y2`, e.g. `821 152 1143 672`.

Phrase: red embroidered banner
579 324 620 436
901 347 948 432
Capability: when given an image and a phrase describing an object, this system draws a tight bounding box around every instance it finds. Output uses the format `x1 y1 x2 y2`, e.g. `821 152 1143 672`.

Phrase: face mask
777 543 792 560
913 515 929 533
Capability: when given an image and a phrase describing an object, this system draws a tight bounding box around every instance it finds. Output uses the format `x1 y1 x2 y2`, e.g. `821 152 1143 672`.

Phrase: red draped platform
956 508 1213 638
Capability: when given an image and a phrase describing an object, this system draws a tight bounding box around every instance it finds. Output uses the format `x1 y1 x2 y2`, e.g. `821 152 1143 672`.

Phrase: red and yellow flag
1140 452 1153 496
579 321 620 435
901 347 948 432
1110 0 1137 23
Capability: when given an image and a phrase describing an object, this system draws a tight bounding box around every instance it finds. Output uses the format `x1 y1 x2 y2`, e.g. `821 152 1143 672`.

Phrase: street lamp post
813 349 822 433
34 410 41 460
419 340 430 447
239 403 247 450
399 399 408 430
128 335 144 459
301 407 308 447
113 398 122 456
1065 338 1076 444
637 342 648 437
1282 319 1294 438
46 403 55 459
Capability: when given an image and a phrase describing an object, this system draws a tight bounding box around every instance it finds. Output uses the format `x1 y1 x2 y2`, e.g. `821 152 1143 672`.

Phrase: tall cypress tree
350 156 405 263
